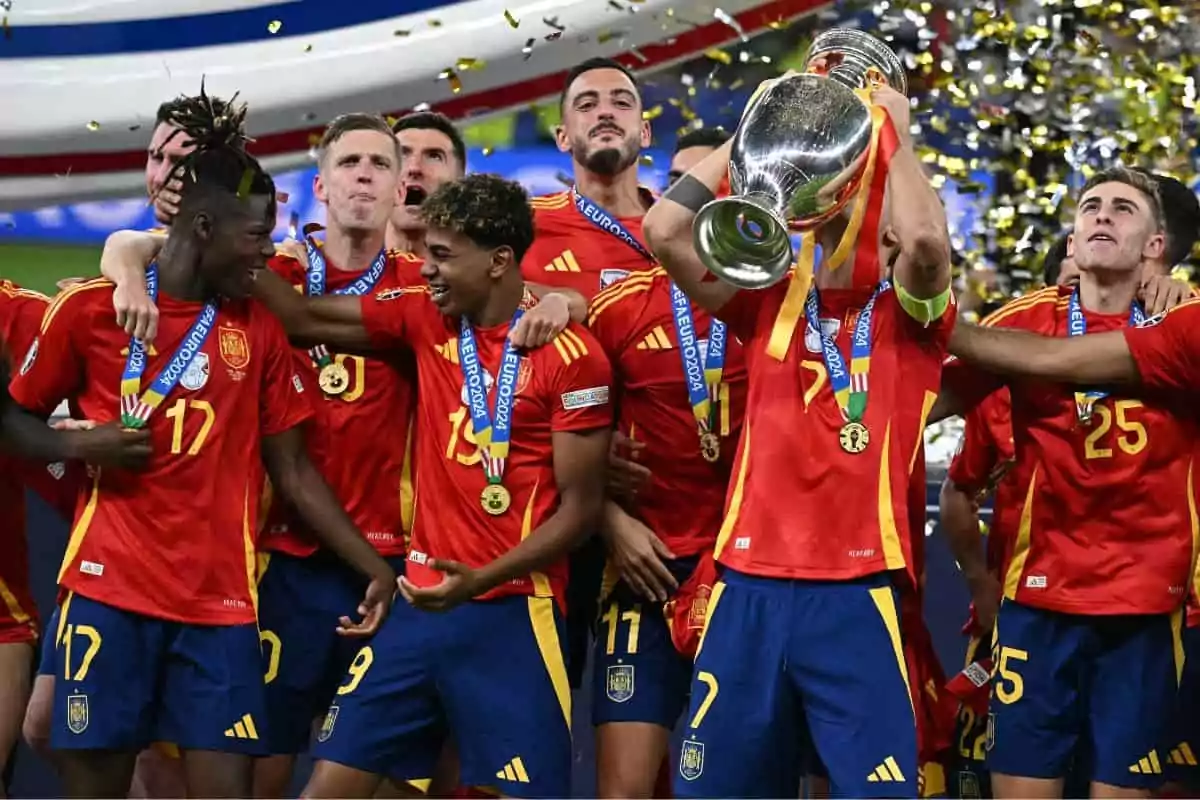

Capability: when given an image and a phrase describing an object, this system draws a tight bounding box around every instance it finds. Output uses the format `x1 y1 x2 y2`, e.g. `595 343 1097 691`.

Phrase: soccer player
246 172 612 798
666 128 731 190
387 111 468 256
643 73 954 797
585 265 747 797
6 94 397 799
523 57 657 298
940 167 1191 799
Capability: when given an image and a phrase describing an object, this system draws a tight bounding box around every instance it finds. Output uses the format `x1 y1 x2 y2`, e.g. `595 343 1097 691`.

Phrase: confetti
543 16 566 32
642 104 664 120
504 9 519 28
522 38 536 60
394 29 410 37
428 19 442 28
267 20 283 34
288 212 299 240
438 69 463 94
704 48 733 65
639 154 655 166
713 8 747 42
304 43 313 53
86 121 100 131
2 15 9 39
456 57 485 72
482 146 494 157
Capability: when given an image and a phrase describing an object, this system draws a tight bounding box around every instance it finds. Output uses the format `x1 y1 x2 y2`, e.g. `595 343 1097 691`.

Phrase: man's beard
579 140 635 176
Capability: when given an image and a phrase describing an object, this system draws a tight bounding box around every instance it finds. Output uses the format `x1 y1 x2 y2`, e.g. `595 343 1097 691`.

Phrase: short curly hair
420 174 535 263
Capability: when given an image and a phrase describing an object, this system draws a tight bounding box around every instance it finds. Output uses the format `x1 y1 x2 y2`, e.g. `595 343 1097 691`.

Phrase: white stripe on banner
13 0 297 27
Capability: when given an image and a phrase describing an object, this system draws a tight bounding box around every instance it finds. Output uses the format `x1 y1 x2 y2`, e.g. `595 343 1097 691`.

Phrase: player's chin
429 285 455 315
222 272 255 300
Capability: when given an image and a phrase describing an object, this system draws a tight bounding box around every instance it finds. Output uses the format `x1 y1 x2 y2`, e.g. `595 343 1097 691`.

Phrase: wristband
662 174 717 215
895 280 952 326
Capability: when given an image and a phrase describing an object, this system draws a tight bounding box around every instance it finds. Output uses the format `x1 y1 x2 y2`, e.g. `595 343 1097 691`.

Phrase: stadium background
6 0 1195 793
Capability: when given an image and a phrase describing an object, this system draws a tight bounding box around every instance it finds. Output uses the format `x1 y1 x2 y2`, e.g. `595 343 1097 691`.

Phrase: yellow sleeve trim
894 280 951 326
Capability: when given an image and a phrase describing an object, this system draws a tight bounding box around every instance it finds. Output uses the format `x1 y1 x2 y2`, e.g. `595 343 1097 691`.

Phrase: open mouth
1089 232 1115 244
429 283 449 302
404 185 428 206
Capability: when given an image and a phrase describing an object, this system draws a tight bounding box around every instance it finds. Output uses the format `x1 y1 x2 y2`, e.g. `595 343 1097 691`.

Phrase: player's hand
607 430 652 500
1139 274 1193 317
509 294 571 349
337 571 396 637
55 277 88 293
51 418 96 432
113 280 159 344
275 238 309 266
398 560 481 612
152 177 184 224
967 571 1002 634
65 422 152 470
870 86 912 143
602 506 677 603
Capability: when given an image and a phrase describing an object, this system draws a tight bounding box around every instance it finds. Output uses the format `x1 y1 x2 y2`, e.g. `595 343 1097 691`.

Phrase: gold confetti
304 43 313 53
1 15 9 40
642 104 664 121
482 146 494 157
504 9 519 28
86 121 100 131
456 57 485 71
267 19 282 34
704 48 732 65
428 19 442 27
639 154 654 166
394 29 410 36
438 69 463 94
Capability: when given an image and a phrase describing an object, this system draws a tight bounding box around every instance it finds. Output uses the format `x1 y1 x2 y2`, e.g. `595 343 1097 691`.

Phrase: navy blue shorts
50 592 268 755
674 569 916 799
986 600 1181 789
591 556 697 729
312 594 572 798
37 605 59 677
255 551 406 754
1162 624 1200 788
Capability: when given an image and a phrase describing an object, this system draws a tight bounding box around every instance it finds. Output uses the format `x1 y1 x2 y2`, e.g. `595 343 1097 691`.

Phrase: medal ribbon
804 280 890 423
669 281 728 440
571 188 656 264
304 236 388 366
459 310 525 487
119 262 219 429
1067 288 1144 423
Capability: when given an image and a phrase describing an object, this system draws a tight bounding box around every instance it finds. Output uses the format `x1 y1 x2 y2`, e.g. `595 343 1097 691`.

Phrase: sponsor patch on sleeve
292 375 305 394
560 386 610 410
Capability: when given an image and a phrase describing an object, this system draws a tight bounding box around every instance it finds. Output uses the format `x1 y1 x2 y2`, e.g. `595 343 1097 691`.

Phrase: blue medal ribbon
669 281 727 440
304 236 387 365
118 262 219 429
804 280 889 423
1067 288 1144 423
458 310 525 485
571 188 656 263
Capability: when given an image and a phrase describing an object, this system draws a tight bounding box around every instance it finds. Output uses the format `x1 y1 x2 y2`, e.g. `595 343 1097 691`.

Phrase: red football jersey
946 389 1021 637
0 281 51 642
520 188 658 300
260 249 422 558
10 278 314 625
360 288 613 603
587 268 748 556
711 279 954 581
944 286 1198 616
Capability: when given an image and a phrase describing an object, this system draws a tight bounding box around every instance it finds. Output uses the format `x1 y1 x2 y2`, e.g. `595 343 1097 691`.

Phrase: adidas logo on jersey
495 756 530 783
1128 750 1163 775
636 326 672 350
435 338 460 364
543 250 581 273
1168 743 1198 766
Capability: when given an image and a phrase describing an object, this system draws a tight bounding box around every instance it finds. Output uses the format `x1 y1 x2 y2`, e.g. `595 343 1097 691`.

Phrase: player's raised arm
100 229 167 342
261 427 396 636
871 87 953 322
949 323 1141 386
251 266 379 352
643 137 738 313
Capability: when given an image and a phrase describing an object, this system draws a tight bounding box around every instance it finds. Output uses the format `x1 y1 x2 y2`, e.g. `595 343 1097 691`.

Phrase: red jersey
946 389 1020 637
360 287 613 603
711 279 954 581
0 281 52 641
10 278 314 625
587 267 748 556
521 188 658 300
260 249 422 558
944 286 1199 616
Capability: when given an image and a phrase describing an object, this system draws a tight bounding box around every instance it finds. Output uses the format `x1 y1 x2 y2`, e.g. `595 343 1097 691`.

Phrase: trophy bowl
692 28 906 289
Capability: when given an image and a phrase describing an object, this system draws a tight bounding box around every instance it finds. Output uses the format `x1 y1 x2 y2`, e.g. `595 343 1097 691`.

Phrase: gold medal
700 432 721 463
839 421 869 454
480 484 511 516
318 362 350 396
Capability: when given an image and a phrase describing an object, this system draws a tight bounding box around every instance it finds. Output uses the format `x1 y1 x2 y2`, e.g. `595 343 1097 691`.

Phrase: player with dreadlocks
6 86 397 798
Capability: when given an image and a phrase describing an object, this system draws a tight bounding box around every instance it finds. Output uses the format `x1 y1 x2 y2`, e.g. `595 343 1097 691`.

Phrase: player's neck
1079 269 1138 314
469 276 525 329
323 224 387 273
386 223 427 258
573 165 647 218
814 217 855 290
156 238 212 302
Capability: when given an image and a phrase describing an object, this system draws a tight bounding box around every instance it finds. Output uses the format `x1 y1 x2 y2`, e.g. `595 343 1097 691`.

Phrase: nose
420 260 436 279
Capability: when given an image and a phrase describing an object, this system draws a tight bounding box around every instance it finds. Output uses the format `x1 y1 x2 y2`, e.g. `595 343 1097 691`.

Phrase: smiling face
556 67 651 176
314 128 400 236
420 225 510 319
194 193 276 300
1069 180 1165 275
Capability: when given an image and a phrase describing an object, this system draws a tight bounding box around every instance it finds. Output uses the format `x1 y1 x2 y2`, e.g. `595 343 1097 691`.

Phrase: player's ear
1144 228 1166 262
491 245 515 278
313 171 328 204
1066 232 1075 258
554 124 571 154
192 210 214 244
639 119 652 149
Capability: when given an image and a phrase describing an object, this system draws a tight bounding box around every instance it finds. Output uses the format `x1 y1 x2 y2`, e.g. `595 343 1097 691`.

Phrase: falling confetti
456 57 485 72
713 8 747 42
642 104 664 121
543 16 566 32
304 43 313 53
393 29 410 37
267 19 283 34
504 9 519 28
522 38 536 60
86 121 100 131
438 69 463 94
428 19 443 28
639 154 655 166
482 146 494 157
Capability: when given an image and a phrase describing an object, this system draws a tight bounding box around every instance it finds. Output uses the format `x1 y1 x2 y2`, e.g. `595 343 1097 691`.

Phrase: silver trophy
692 29 907 289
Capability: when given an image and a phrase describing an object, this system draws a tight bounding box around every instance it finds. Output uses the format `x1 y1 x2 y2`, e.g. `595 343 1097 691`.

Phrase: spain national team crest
317 705 339 743
606 664 635 703
679 739 704 781
515 359 533 396
180 352 210 391
67 694 88 734
687 585 711 631
218 326 251 370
